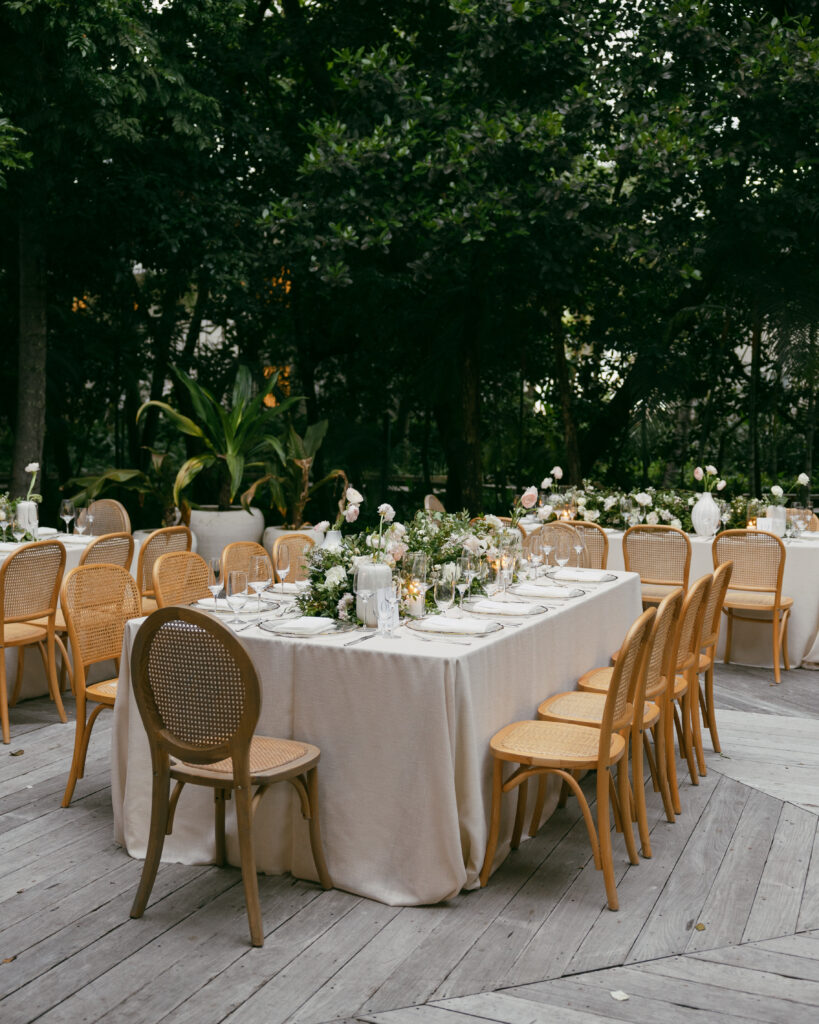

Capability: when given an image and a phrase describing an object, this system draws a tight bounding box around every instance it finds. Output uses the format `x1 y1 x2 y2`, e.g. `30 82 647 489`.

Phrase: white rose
346 487 364 505
463 534 481 554
671 518 682 529
324 565 347 588
387 540 407 562
344 503 360 523
635 492 652 507
537 505 553 521
540 476 552 490
771 485 784 498
441 562 459 582
389 522 407 538
716 479 726 491
551 466 563 480
688 496 695 506
377 503 395 522
603 495 617 511
576 496 586 507
646 510 659 525
798 473 810 486
660 509 671 521
25 462 40 474
314 520 330 533
706 465 718 476
484 514 502 530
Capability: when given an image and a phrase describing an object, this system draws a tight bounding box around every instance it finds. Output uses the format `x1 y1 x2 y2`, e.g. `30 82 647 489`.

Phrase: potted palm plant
137 365 297 562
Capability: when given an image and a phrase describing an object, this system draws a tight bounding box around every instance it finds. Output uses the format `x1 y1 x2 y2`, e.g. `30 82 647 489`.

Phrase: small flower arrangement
510 485 538 526
693 465 726 493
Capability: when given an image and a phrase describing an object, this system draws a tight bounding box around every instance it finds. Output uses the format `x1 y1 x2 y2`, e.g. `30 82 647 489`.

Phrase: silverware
344 631 378 647
408 633 473 647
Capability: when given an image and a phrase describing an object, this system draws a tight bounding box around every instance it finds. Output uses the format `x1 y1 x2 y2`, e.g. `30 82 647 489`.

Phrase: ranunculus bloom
635 492 652 507
551 465 563 480
771 485 784 498
314 520 330 533
716 479 726 491
24 462 40 474
387 541 407 562
671 518 682 529
344 503 360 522
346 487 364 505
706 465 718 476
537 505 553 521
693 467 704 482
463 534 481 554
324 565 347 588
540 476 552 490
484 514 502 530
377 502 395 522
798 472 810 486
646 510 659 525
520 486 538 509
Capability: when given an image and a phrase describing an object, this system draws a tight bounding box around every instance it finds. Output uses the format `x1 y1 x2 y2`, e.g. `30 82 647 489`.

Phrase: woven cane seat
577 666 613 694
641 582 680 605
179 736 314 777
538 691 634 727
141 596 159 615
490 719 625 766
1 621 47 647
723 589 792 611
32 610 66 632
673 674 689 698
86 678 118 705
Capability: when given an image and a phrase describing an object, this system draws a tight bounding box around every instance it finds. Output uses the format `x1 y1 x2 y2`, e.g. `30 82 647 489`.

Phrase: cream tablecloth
111 572 642 906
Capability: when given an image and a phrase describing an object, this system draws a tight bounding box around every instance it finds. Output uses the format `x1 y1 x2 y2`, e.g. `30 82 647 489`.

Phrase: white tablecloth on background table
112 572 642 906
1 535 141 701
603 531 819 670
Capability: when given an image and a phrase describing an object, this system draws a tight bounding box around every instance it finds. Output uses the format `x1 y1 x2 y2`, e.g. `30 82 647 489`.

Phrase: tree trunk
12 210 47 496
548 305 581 484
748 312 762 497
434 341 482 514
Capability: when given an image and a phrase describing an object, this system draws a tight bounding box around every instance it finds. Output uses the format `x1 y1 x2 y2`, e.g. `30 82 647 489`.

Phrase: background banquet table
603 531 819 670
112 571 642 906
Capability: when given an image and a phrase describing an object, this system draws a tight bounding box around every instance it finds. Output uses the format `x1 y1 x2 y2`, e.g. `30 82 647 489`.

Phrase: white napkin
259 590 285 604
270 581 305 594
272 616 334 636
514 583 583 599
192 598 232 612
550 567 612 583
416 616 495 635
0 542 19 552
471 599 543 616
37 526 58 537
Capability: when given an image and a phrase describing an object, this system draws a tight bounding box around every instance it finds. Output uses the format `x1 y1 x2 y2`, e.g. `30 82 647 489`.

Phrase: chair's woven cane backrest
713 530 783 594
522 526 542 559
131 608 260 762
88 499 131 535
672 573 712 673
152 551 210 608
424 494 445 514
565 521 609 569
540 522 582 566
137 526 192 597
222 541 272 579
644 588 683 703
0 541 65 627
61 564 142 677
623 525 691 588
700 560 734 649
271 533 315 582
80 532 134 569
600 607 655 754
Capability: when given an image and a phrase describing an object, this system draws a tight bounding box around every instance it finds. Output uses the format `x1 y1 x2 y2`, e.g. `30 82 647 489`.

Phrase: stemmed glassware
207 558 222 610
526 532 543 578
225 570 248 622
572 535 587 568
86 507 95 536
554 533 571 570
59 499 75 534
434 577 454 616
457 552 478 613
11 516 26 544
620 495 635 528
249 555 272 612
276 545 290 594
75 508 89 535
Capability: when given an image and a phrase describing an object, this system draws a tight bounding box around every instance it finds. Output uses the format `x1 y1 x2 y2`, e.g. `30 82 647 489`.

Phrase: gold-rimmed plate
405 617 502 637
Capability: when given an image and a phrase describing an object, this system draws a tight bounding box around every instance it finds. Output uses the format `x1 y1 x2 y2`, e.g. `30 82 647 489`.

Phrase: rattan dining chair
152 551 210 608
623 524 691 607
540 522 583 566
60 564 142 806
537 589 681 858
694 560 733 762
129 607 332 946
0 541 67 744
88 498 131 535
135 526 192 614
424 494 446 514
565 520 609 569
270 532 315 583
479 606 655 911
222 541 273 580
712 529 792 685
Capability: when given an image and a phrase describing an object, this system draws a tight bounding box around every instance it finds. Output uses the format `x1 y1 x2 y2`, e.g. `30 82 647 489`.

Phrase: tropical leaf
136 400 206 441
173 454 215 506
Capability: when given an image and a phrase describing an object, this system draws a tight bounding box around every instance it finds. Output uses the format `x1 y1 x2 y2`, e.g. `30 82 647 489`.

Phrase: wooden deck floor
2 663 818 1024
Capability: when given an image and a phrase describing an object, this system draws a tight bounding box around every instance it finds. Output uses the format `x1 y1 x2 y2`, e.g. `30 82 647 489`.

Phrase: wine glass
59 499 75 534
554 533 571 570
619 495 635 529
207 558 222 610
572 535 587 568
86 507 95 536
225 570 248 621
249 554 272 612
457 552 477 612
434 577 454 615
75 507 88 535
11 516 26 544
276 545 290 594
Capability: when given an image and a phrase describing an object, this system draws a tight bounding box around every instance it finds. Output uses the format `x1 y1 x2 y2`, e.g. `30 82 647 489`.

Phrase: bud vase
691 492 721 537
321 529 343 551
16 500 38 540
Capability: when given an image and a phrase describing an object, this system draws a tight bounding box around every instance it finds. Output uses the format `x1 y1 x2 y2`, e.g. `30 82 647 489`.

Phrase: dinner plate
258 618 354 638
191 598 281 616
546 568 617 584
405 617 502 637
509 583 584 600
463 598 549 617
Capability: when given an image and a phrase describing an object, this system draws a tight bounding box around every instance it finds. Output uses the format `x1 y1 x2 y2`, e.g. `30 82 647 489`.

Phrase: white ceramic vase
691 492 721 538
355 561 392 626
765 505 787 537
16 500 38 538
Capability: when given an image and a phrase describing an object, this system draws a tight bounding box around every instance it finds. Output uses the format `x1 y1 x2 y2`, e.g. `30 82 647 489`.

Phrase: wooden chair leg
214 788 227 867
680 686 699 786
480 758 505 886
665 697 681 817
10 646 25 707
62 696 101 808
689 675 707 778
643 732 659 793
306 767 332 890
528 773 549 837
703 663 721 753
596 766 618 911
723 610 733 665
43 635 67 723
609 770 623 832
654 711 675 822
633 725 651 858
0 653 10 745
234 783 264 947
558 776 571 808
782 610 791 671
511 778 528 850
772 614 782 685
131 762 171 920
617 754 639 865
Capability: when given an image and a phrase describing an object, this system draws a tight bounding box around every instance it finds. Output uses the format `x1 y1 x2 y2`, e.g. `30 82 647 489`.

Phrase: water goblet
434 577 454 616
75 507 88 535
276 545 290 594
458 551 478 611
225 570 248 622
249 554 272 612
59 499 75 534
554 533 571 570
86 508 95 536
11 516 26 544
207 558 222 610
572 536 587 568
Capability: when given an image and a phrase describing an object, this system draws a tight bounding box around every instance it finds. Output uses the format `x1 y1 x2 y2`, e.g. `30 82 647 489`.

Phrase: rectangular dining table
111 571 642 906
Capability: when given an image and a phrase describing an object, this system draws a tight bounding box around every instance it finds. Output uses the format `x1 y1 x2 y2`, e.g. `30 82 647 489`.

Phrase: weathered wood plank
796 816 819 932
434 991 622 1024
691 940 819 982
359 1006 500 1024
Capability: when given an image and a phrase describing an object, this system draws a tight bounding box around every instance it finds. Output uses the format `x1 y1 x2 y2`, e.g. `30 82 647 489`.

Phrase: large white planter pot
262 525 323 560
189 506 264 565
691 492 721 538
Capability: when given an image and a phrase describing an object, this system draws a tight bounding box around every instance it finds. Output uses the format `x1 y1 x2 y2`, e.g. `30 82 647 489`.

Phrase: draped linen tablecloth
604 531 819 670
112 571 642 906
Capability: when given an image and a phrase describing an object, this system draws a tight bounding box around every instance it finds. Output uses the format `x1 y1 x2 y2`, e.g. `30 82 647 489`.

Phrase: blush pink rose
344 504 360 523
521 486 538 509
693 467 704 482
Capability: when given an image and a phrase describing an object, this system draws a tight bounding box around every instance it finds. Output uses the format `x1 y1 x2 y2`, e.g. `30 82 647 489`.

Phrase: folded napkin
0 542 19 552
514 583 583 599
416 616 495 635
193 598 232 612
470 599 543 616
274 616 335 636
550 568 612 583
37 527 58 537
270 581 306 594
